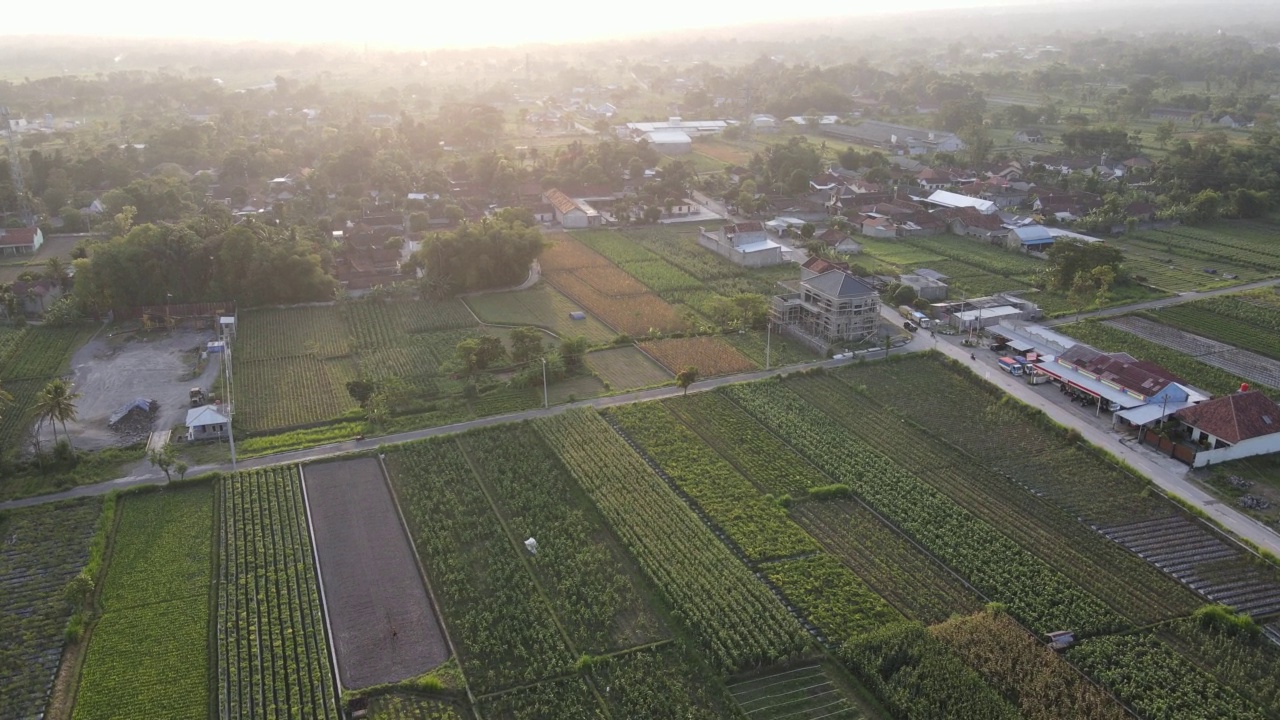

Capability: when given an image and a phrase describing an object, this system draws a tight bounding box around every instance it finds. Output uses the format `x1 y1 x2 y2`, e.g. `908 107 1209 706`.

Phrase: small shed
1047 630 1075 650
186 405 230 441
568 311 587 320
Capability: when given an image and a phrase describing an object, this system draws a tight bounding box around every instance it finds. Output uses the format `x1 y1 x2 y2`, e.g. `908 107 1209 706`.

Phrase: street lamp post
541 357 548 408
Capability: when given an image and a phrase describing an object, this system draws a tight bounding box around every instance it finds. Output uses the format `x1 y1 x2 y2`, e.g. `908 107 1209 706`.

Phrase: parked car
903 321 917 332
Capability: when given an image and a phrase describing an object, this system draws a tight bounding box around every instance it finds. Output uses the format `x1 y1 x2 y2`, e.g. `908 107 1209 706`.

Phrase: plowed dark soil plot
303 457 449 688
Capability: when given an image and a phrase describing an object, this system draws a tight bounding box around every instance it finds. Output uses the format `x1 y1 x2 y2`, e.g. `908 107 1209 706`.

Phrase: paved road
1042 276 1280 326
9 301 1280 559
1 348 906 511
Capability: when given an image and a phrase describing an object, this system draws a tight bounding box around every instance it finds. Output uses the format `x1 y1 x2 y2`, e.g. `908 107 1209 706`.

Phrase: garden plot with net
1105 316 1280 389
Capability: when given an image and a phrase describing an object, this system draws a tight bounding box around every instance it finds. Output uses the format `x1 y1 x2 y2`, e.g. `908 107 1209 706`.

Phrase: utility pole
541 357 548 409
765 320 772 370
223 341 237 470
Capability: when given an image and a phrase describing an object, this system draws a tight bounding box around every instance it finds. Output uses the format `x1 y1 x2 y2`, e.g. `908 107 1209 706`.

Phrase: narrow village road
8 292 1280 561
0 350 886 510
1041 276 1280 326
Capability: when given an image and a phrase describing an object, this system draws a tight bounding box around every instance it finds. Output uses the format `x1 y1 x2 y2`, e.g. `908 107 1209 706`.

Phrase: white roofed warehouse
641 129 692 155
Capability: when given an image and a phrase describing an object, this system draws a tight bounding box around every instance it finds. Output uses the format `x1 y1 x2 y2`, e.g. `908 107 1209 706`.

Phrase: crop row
1158 615 1280 716
838 621 1020 720
367 693 467 720
639 336 758 377
931 609 1130 720
835 356 1169 525
1155 298 1280 360
546 270 690 336
620 259 703 294
215 467 341 720
0 499 102 719
0 326 86 382
539 234 616 272
236 305 352 361
1145 227 1280 269
664 393 829 497
74 487 213 720
762 554 901 645
793 373 1199 625
0 378 43 456
536 410 809 672
723 381 1125 635
1067 632 1266 719
609 402 816 561
385 440 573 693
456 425 667 653
234 356 358 431
794 500 984 625
568 264 651 297
476 675 600 720
905 236 1045 278
587 642 737 718
624 228 743 280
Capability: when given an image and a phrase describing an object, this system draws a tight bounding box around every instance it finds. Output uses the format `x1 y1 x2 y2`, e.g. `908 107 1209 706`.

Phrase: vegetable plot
1067 632 1266 720
794 373 1198 626
0 499 101 719
664 393 831 497
794 500 983 625
537 410 808 672
763 554 901 645
638 336 758 377
838 622 1020 720
74 487 213 720
457 425 667 653
930 609 1129 720
385 440 573 693
723 382 1125 636
215 467 341 720
609 402 816 561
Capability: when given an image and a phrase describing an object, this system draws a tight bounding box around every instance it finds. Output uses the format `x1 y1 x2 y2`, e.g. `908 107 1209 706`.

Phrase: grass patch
586 346 672 390
465 283 616 343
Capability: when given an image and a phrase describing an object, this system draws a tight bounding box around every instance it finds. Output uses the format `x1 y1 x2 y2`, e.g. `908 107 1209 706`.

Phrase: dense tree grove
72 218 336 310
412 219 542 297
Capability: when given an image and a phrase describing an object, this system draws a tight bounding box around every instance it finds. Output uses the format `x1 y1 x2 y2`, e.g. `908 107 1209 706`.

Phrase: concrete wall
1193 433 1280 468
188 423 227 441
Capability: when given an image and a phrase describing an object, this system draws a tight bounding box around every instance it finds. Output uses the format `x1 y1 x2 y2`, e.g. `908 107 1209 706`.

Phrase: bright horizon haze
7 0 1041 50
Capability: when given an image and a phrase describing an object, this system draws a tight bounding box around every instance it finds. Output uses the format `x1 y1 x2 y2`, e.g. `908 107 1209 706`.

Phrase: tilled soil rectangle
303 457 449 688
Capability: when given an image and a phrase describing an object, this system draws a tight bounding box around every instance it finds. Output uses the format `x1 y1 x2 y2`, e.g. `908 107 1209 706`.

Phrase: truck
996 357 1024 376
897 306 932 329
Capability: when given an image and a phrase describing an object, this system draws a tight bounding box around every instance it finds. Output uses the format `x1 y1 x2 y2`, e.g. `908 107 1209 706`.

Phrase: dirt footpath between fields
302 457 449 689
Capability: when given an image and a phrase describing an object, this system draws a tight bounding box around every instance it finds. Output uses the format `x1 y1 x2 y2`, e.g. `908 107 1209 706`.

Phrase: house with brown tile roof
1175 391 1280 467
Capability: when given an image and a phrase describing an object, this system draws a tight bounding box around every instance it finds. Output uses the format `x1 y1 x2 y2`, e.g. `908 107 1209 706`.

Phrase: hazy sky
8 0 1012 49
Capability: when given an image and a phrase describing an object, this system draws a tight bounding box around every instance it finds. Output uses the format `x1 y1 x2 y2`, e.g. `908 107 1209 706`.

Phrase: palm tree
35 379 81 450
45 257 68 290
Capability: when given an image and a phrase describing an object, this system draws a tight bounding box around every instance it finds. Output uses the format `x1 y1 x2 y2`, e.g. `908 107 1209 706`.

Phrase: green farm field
0 325 96 458
1148 289 1280 360
74 486 212 720
464 283 616 343
12 349 1278 720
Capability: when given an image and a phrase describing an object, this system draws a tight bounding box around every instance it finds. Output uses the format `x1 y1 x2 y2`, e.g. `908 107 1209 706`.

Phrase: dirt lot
37 328 222 451
303 457 449 689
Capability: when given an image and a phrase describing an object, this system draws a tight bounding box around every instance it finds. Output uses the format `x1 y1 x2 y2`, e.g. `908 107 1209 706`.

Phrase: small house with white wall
1175 391 1280 468
0 227 43 256
186 405 230 441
